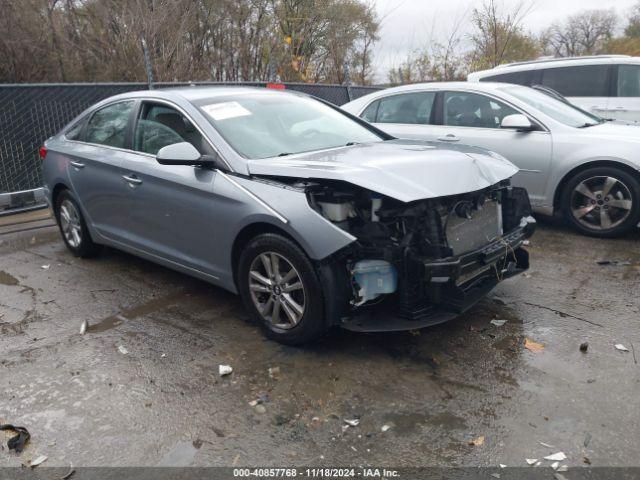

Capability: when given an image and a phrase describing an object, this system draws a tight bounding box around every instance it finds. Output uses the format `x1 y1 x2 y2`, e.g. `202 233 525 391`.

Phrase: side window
617 65 640 97
482 70 531 86
85 101 135 148
375 92 436 124
134 104 209 156
444 91 519 129
65 120 85 141
541 65 609 97
360 100 379 122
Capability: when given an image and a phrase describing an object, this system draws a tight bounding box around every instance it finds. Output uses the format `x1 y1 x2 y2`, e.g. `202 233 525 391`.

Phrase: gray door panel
66 144 130 241
119 155 222 277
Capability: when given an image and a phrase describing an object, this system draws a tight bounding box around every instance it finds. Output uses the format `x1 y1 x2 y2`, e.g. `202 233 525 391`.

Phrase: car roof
355 81 513 94
100 85 306 105
468 55 640 80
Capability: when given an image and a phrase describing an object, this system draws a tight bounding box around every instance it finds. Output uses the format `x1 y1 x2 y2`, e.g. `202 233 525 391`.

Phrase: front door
606 64 640 124
118 102 224 276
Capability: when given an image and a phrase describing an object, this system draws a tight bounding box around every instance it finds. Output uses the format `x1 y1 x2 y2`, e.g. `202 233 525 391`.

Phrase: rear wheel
237 233 329 345
562 166 640 237
54 190 101 257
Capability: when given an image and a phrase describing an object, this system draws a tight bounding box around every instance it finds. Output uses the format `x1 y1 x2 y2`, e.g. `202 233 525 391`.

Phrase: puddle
157 441 198 467
0 271 19 286
88 290 203 332
383 411 467 435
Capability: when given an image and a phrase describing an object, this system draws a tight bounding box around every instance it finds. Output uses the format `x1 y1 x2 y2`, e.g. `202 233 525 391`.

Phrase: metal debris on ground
381 424 391 432
499 464 506 468
525 459 538 465
268 366 280 379
0 424 31 453
29 455 48 467
218 365 233 376
117 345 129 355
40 265 50 270
524 338 545 353
540 442 554 448
490 319 507 327
544 452 567 461
614 344 629 352
550 461 559 470
490 473 500 479
557 465 568 472
343 419 360 427
469 435 484 446
579 342 588 352
80 320 88 335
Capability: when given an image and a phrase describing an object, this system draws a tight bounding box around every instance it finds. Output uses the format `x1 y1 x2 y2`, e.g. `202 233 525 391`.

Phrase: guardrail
0 82 380 212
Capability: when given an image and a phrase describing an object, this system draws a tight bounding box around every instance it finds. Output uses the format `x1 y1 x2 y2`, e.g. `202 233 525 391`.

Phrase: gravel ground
0 216 639 468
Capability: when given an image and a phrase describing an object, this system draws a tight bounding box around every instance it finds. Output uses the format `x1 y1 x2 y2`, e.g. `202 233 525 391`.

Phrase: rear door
119 101 223 275
539 64 612 118
66 100 136 242
363 91 439 139
609 64 640 123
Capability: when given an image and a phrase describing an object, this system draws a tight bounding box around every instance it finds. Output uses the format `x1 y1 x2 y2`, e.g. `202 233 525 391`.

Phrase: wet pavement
0 216 639 468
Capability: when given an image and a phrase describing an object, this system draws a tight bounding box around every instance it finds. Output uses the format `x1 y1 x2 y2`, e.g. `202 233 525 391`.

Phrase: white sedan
343 82 640 237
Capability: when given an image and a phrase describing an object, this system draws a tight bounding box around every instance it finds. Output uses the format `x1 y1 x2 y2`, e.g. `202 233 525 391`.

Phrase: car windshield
196 92 384 159
502 86 603 128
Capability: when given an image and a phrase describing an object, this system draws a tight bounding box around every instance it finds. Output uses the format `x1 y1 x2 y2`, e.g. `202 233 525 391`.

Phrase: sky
372 0 638 82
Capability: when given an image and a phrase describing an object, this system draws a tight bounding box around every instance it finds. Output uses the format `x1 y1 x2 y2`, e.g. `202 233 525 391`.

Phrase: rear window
540 65 610 97
361 92 436 125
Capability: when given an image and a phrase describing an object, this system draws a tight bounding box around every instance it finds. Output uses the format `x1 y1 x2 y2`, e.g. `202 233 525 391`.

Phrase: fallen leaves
524 338 545 353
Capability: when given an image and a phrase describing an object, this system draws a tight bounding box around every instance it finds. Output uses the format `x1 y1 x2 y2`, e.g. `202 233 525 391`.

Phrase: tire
561 166 640 238
237 233 329 345
54 189 102 257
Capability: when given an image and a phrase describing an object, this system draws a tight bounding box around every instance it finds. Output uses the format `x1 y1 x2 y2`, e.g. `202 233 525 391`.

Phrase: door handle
122 174 142 186
437 134 460 142
70 161 85 169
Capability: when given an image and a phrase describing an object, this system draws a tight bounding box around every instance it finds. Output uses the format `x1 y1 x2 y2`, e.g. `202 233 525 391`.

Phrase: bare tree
469 0 539 69
544 9 617 57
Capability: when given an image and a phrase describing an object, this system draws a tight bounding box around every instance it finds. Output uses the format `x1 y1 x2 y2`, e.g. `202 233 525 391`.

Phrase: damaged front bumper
341 216 536 332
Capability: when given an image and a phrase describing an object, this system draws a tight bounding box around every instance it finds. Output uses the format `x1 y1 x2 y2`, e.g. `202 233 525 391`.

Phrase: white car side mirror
500 114 534 131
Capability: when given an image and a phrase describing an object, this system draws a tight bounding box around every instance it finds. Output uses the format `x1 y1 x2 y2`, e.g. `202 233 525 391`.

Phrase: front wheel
237 233 329 345
561 166 640 238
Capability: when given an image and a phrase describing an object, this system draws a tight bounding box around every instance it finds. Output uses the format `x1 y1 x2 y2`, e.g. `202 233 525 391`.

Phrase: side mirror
156 142 226 170
500 114 534 131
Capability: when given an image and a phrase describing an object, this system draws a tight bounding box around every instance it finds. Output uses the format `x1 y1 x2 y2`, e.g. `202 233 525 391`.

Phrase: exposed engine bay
302 178 535 330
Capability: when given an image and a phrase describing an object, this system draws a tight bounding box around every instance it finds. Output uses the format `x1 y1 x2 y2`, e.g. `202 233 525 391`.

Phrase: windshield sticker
202 101 251 121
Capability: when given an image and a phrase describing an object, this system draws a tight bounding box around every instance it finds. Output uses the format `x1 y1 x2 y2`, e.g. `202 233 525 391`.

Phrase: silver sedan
343 82 640 237
42 87 534 344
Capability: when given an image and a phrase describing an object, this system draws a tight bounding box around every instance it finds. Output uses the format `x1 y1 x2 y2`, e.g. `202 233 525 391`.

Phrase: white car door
606 64 640 123
365 90 553 207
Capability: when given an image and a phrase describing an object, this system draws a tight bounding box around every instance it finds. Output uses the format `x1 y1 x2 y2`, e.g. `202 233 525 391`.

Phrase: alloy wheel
570 176 633 231
248 251 306 329
59 199 83 248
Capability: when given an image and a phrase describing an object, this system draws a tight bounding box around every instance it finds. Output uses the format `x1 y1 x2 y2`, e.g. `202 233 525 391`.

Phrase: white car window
502 86 600 128
375 92 436 125
444 92 518 129
617 65 640 97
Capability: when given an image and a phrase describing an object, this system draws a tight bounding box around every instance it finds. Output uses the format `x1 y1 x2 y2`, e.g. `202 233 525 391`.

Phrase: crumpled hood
247 139 518 202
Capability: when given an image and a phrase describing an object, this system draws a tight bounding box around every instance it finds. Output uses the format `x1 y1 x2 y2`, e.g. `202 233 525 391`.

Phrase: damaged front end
306 179 535 332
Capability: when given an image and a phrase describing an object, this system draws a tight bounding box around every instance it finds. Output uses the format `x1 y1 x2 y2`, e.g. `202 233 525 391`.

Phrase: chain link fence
0 82 380 198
